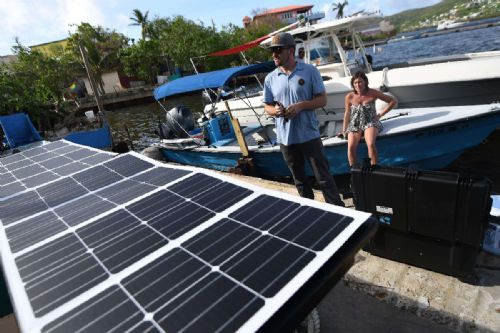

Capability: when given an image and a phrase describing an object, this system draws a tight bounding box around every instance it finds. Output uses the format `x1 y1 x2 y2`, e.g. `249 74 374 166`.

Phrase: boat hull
160 109 500 177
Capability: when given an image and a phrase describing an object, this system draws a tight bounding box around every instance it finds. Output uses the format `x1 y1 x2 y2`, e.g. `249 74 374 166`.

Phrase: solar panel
0 141 376 333
0 140 115 200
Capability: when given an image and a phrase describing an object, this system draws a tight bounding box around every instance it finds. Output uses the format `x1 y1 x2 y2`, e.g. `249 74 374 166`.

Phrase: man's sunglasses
270 46 289 53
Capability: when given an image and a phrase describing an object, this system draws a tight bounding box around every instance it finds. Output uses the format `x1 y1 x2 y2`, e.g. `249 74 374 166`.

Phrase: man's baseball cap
270 32 296 48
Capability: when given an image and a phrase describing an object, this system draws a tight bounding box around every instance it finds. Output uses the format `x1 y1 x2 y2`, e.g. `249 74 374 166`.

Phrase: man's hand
274 103 285 117
285 103 301 119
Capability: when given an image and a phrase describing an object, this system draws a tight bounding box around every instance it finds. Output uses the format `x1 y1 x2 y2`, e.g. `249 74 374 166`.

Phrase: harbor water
105 25 500 191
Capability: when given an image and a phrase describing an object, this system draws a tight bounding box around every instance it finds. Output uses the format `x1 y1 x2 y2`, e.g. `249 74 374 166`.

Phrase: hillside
387 0 500 32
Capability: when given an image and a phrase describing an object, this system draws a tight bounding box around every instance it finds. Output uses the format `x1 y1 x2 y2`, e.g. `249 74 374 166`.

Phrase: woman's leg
364 127 379 165
347 131 363 166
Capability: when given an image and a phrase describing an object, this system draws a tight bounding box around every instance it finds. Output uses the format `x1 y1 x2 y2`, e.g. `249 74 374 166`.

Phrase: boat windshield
303 36 342 66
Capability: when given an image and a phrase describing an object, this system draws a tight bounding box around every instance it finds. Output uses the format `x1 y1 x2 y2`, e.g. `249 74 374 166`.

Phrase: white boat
437 20 467 31
196 14 500 136
153 71 500 176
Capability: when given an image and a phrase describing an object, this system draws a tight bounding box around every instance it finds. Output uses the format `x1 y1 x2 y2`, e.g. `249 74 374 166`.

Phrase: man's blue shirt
264 61 325 146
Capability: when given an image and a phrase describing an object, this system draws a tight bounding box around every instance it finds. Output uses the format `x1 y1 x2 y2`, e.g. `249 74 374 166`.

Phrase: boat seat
0 113 42 148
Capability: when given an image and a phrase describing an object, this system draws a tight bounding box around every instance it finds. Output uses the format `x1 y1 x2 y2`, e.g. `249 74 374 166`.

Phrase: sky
0 0 441 56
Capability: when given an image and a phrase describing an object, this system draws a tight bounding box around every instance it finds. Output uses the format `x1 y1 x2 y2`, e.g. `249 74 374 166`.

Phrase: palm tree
332 1 348 19
129 9 150 40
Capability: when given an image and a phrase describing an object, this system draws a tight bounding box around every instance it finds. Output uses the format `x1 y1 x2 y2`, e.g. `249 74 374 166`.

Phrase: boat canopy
154 61 275 100
208 35 270 57
260 14 384 45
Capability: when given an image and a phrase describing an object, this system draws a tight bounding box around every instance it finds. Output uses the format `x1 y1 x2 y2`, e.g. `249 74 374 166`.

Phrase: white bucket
85 110 95 121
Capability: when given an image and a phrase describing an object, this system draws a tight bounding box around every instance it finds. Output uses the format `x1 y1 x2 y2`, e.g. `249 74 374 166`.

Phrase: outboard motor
159 106 195 139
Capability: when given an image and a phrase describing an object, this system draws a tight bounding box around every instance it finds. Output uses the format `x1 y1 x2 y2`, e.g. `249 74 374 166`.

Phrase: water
368 25 500 67
105 26 500 191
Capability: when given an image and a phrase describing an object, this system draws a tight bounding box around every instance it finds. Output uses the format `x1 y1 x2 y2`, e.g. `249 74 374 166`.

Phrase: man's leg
280 144 314 199
303 138 344 206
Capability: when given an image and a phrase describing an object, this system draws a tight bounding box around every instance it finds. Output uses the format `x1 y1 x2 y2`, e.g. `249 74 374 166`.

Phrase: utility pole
79 43 105 113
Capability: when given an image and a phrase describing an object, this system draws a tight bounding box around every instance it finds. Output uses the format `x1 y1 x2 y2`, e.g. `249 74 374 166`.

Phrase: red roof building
246 5 314 27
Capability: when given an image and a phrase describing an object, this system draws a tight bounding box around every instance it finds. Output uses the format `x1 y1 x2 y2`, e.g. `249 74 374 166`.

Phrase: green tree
333 1 349 19
66 23 129 95
120 39 163 84
129 9 150 40
0 41 78 129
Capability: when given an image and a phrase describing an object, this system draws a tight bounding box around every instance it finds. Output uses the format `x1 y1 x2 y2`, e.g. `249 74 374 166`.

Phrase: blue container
206 113 235 145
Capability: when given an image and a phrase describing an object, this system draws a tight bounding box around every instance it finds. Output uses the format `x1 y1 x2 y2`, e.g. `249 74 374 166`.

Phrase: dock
73 86 155 111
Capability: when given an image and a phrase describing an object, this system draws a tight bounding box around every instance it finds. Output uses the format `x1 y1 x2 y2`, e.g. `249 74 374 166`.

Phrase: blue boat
153 63 500 177
0 112 113 153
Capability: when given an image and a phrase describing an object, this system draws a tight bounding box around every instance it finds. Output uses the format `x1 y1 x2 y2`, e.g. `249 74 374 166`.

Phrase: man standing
263 32 344 206
296 47 305 63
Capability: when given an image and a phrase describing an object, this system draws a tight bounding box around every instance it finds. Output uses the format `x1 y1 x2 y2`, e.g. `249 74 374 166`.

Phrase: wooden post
79 43 105 113
224 101 249 157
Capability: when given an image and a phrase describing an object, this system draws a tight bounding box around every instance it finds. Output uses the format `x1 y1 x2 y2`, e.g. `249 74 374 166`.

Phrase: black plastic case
351 164 492 278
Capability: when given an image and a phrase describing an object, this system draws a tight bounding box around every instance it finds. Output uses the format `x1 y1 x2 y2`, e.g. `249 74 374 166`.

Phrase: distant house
244 5 324 27
30 39 68 56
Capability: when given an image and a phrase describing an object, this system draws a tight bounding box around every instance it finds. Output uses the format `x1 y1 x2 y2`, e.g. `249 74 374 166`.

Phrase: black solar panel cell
54 194 116 227
183 218 261 266
229 195 301 230
123 248 211 312
0 182 26 198
0 191 48 225
21 172 59 188
131 167 191 187
270 206 353 251
72 165 123 191
21 146 48 158
29 151 58 163
1 153 26 165
154 272 264 333
93 224 168 273
6 211 67 253
103 154 154 177
221 235 316 297
127 190 184 222
148 200 215 239
6 158 32 171
64 148 97 161
95 179 155 204
0 173 16 185
11 164 46 179
16 233 108 316
42 286 150 333
36 178 89 208
78 152 114 165
52 162 88 176
38 156 72 170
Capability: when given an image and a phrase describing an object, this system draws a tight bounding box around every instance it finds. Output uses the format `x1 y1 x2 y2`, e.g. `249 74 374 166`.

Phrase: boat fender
376 92 398 114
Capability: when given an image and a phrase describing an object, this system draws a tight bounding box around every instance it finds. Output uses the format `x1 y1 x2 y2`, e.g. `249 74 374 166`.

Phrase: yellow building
30 39 68 56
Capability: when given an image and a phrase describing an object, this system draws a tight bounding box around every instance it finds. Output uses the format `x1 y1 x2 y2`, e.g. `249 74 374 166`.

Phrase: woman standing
341 71 396 166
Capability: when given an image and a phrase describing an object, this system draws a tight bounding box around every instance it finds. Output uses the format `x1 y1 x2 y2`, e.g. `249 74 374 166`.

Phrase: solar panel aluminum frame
1 150 376 333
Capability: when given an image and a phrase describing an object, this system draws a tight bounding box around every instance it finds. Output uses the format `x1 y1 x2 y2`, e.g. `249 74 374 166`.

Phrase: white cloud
0 0 106 54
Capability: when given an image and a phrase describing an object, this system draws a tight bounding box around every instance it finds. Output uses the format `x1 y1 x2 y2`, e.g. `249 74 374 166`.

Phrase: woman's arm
372 89 396 119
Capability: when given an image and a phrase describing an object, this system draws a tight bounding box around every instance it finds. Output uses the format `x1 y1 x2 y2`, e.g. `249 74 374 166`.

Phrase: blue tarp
0 113 42 148
154 61 275 100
